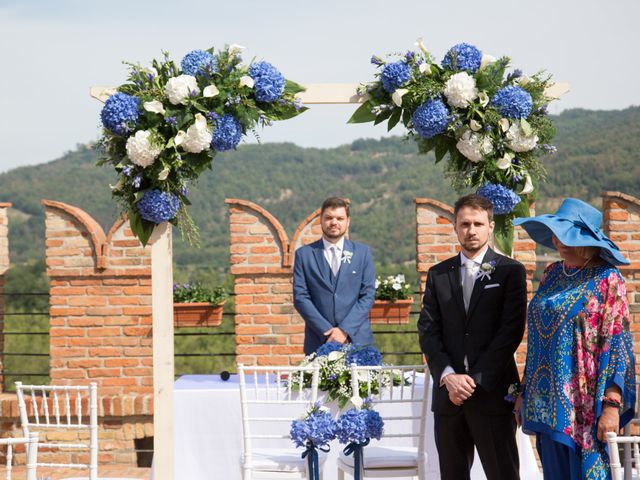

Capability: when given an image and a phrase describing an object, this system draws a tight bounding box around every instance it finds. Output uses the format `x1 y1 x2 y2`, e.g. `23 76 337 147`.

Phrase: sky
0 0 638 173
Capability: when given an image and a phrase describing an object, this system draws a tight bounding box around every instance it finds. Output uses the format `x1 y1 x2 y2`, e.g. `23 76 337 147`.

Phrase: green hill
1 106 639 277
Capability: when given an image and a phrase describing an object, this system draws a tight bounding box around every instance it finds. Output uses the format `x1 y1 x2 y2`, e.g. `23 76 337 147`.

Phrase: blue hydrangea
442 43 482 73
364 409 384 440
344 345 382 367
100 92 140 135
181 50 217 76
316 341 344 357
290 410 337 448
249 61 285 103
380 61 411 93
491 86 533 118
476 183 521 215
211 114 243 152
412 99 450 139
136 189 180 223
336 409 369 444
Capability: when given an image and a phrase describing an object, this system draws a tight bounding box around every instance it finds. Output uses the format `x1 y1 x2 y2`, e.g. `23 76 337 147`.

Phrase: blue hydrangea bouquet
349 39 560 254
290 402 337 479
293 342 402 408
98 45 307 245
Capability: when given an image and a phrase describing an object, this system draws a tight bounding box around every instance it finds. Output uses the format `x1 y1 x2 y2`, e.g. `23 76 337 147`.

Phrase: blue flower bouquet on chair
336 398 385 480
290 402 337 480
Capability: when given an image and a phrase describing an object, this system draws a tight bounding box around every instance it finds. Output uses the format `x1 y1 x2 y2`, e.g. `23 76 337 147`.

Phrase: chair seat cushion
339 445 419 469
244 448 327 472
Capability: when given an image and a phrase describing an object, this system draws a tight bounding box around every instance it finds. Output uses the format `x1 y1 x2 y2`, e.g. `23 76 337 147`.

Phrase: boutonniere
341 250 353 264
476 260 496 281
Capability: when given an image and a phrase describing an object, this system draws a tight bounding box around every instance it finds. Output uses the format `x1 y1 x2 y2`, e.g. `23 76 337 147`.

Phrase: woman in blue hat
512 198 635 479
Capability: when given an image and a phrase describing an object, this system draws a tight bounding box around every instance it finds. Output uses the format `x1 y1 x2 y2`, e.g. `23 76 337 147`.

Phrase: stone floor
0 465 151 479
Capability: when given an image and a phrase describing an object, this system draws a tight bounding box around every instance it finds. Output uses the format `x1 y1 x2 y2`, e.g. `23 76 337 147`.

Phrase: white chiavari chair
15 382 97 480
607 432 640 480
337 364 430 480
238 363 323 479
0 432 38 480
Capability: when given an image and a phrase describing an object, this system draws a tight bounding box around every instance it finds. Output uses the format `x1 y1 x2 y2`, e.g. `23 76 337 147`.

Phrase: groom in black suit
418 194 526 480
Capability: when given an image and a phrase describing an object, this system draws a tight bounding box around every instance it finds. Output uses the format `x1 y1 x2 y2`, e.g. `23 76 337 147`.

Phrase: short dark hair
454 194 494 222
320 197 350 217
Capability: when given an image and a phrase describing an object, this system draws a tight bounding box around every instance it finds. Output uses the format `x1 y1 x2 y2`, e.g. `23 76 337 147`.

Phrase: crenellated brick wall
0 203 11 392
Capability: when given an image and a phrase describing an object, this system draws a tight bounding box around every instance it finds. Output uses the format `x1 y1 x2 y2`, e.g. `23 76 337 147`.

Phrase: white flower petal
499 118 511 133
391 88 408 107
228 44 246 56
174 131 186 146
478 91 489 107
143 100 165 115
519 174 534 194
158 167 170 181
496 152 514 169
239 75 254 88
480 54 497 70
419 63 431 75
203 85 220 98
470 119 482 132
414 37 428 54
350 396 363 409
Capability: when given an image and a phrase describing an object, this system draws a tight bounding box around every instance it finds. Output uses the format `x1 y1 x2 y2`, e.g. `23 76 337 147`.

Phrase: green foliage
173 283 227 304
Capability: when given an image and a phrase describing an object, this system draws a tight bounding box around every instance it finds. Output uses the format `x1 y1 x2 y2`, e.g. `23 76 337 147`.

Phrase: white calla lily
392 88 408 107
419 63 431 74
470 119 482 132
497 152 514 169
327 351 344 362
478 91 489 107
239 75 255 88
350 396 364 409
519 174 534 194
480 54 497 70
228 44 246 56
414 37 428 54
158 167 170 181
143 100 165 115
203 85 220 98
499 118 511 133
174 131 186 146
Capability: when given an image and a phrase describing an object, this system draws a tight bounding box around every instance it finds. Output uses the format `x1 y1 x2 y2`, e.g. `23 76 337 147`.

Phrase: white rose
182 114 213 153
456 130 493 163
143 100 165 115
239 76 254 88
203 85 220 98
164 74 199 105
506 124 538 152
391 88 408 107
480 54 497 70
125 130 162 168
478 91 489 107
496 152 515 169
444 72 478 108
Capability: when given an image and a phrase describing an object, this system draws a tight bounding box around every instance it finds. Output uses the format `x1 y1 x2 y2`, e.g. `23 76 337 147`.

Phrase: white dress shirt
322 237 345 271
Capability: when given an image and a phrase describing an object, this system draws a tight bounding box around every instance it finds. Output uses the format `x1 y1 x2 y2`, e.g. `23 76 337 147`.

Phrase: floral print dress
523 262 635 479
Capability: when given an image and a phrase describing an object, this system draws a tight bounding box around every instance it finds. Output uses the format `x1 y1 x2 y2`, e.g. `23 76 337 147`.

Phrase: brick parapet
0 203 10 393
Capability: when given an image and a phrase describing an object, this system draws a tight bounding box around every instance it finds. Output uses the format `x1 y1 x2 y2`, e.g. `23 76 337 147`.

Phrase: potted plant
173 283 228 328
369 275 414 324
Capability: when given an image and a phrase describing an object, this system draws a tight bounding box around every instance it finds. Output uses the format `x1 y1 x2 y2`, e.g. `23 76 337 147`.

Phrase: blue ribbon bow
343 439 370 480
301 443 329 480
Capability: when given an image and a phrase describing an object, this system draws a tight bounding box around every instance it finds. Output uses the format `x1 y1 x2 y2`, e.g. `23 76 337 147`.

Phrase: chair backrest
238 363 320 462
0 432 39 480
349 364 431 474
15 382 97 480
606 432 640 480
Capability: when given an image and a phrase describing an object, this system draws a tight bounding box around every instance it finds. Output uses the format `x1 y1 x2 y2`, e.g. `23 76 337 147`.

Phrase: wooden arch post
90 80 568 479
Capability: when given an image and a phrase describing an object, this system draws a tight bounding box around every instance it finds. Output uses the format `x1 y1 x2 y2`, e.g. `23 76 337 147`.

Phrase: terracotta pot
173 300 226 328
368 298 414 324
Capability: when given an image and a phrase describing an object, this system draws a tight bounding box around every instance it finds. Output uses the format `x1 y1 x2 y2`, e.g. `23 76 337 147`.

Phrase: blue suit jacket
293 238 376 355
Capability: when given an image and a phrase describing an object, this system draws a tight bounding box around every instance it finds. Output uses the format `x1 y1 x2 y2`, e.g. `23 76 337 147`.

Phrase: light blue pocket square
484 283 500 289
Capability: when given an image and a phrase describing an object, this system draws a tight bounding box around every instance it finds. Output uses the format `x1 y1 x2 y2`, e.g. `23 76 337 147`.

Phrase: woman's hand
514 395 523 427
597 405 620 441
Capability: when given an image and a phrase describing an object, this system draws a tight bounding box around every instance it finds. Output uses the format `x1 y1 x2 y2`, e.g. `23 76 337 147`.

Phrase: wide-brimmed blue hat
512 198 629 266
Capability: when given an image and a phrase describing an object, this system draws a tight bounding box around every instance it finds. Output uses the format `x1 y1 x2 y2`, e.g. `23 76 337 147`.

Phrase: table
171 374 541 480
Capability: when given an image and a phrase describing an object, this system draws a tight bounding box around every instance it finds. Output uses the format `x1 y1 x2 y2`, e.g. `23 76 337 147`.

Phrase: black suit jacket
418 248 526 415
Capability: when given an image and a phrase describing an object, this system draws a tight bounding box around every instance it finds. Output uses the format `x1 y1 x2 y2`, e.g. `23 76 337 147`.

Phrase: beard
322 225 346 241
460 237 488 254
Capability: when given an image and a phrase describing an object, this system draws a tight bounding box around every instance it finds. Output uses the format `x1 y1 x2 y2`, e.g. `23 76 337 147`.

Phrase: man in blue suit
293 197 376 355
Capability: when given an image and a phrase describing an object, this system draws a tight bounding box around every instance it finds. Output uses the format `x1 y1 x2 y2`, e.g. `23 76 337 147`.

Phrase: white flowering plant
374 274 412 302
349 40 560 254
98 46 307 245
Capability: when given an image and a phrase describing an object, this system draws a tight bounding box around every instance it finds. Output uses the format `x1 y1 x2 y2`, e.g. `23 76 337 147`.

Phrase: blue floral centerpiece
336 398 385 480
293 342 403 408
98 45 307 245
290 402 338 480
349 39 560 254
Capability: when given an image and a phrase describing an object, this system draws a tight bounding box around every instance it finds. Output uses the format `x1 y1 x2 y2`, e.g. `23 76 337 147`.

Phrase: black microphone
220 370 230 381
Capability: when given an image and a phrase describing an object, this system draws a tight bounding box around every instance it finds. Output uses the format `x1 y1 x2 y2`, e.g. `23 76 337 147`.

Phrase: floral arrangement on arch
374 274 412 302
98 45 307 245
292 342 403 408
349 39 560 254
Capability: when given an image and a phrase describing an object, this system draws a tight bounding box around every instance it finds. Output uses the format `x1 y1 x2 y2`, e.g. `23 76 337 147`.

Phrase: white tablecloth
171 374 541 480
